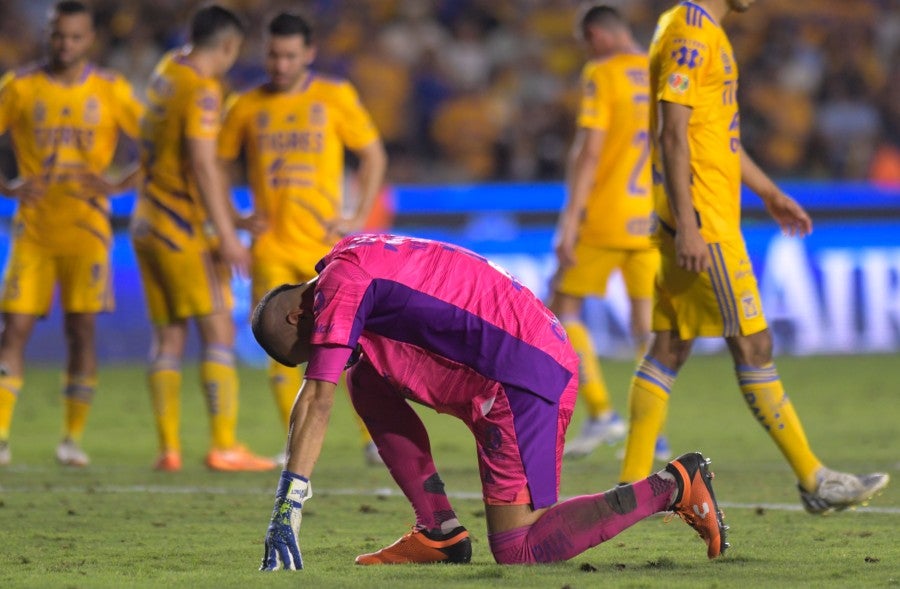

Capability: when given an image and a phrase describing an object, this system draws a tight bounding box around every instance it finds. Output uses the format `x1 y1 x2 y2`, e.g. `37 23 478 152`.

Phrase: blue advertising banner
1 181 898 363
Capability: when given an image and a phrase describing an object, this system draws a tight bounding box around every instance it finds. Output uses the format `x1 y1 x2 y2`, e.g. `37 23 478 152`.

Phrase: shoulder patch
667 72 690 94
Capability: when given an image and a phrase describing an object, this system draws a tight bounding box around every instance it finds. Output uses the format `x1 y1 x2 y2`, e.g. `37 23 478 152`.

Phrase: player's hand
80 172 118 196
324 216 362 240
4 177 44 206
235 212 269 237
218 236 251 279
260 471 312 571
674 227 709 273
555 237 577 268
764 192 813 237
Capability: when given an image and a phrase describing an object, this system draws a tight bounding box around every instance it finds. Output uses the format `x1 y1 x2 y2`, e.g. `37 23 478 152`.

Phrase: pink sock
348 361 457 531
489 475 674 564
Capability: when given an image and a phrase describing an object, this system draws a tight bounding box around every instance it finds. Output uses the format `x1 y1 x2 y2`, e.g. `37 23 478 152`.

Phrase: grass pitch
0 354 897 588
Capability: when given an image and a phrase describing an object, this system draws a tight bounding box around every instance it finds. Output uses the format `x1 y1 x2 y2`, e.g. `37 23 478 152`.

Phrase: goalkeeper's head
251 278 318 367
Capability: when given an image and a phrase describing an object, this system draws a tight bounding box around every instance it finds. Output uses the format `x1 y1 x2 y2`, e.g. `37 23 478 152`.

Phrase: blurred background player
131 4 273 472
218 12 387 465
0 0 142 466
619 0 889 512
550 5 668 461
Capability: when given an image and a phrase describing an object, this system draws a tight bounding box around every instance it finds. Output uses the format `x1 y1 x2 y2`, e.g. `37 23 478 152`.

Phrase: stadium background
0 0 899 364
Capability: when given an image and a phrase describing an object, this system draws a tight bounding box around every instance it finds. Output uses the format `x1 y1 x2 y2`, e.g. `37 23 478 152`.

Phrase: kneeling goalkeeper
251 233 727 569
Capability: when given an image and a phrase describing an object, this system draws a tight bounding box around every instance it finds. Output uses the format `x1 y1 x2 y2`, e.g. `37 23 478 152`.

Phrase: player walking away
251 233 728 569
618 0 889 511
131 4 273 473
218 12 388 466
551 5 669 461
0 1 142 467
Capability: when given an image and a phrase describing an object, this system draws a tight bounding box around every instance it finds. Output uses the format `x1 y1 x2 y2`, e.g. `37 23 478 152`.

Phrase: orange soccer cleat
153 450 182 472
355 526 472 565
205 444 277 472
665 452 729 559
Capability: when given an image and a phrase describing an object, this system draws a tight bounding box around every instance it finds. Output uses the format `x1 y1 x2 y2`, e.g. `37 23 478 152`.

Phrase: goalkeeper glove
260 470 312 571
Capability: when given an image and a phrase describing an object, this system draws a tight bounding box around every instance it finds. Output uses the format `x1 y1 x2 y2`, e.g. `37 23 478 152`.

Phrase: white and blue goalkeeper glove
260 471 312 571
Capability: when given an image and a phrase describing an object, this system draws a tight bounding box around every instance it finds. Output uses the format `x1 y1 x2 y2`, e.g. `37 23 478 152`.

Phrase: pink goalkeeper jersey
305 234 577 412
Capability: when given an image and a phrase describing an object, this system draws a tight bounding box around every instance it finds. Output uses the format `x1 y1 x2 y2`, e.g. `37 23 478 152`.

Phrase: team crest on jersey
740 292 759 319
256 111 269 129
33 100 46 124
668 72 689 94
197 91 219 112
84 96 100 124
310 103 325 126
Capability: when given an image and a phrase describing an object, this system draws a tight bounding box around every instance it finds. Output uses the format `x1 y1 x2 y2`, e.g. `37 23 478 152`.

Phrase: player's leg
196 308 275 472
483 381 725 562
149 321 187 470
726 329 889 512
618 330 689 482
0 313 37 465
56 312 97 466
0 238 53 465
624 248 671 461
134 244 186 470
347 360 469 565
550 245 625 457
486 457 726 563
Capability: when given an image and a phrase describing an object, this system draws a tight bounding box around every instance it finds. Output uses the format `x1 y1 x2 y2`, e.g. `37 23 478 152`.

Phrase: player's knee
488 527 532 564
728 330 773 366
64 315 96 345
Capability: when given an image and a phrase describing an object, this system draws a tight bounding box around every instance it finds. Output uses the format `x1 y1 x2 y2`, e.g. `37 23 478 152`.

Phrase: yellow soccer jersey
650 1 742 242
0 63 142 251
576 52 653 250
218 73 379 268
134 49 223 250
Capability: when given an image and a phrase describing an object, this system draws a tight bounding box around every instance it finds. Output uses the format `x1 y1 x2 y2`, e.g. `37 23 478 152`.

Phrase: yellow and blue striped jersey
134 49 223 250
0 63 142 250
650 1 742 242
218 73 379 267
576 52 653 250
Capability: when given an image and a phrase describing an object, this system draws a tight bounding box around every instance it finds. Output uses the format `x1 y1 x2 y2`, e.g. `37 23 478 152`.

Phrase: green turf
0 354 897 588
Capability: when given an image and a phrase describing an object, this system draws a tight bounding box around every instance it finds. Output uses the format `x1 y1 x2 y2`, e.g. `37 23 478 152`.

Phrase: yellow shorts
250 253 321 305
133 238 232 325
653 233 767 339
0 237 112 315
555 243 659 299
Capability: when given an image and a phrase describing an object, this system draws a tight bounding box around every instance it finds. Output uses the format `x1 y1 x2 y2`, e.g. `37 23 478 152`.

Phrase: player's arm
187 136 250 273
740 145 812 237
0 79 43 205
327 139 388 237
261 376 338 571
555 126 605 267
658 99 708 272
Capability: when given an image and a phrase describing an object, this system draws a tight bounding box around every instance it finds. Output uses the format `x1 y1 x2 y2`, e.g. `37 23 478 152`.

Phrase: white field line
1 482 898 514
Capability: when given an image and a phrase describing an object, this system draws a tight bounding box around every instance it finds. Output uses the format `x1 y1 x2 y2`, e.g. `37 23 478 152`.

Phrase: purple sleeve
304 345 354 384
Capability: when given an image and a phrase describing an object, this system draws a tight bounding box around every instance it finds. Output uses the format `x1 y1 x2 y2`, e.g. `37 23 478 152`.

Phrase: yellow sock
619 356 674 483
63 374 96 442
269 360 301 431
149 356 182 453
201 345 238 451
737 364 823 490
564 320 612 417
0 374 24 440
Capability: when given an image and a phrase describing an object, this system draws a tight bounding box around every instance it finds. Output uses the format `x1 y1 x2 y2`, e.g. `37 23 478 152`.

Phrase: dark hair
580 5 625 35
251 283 303 367
190 4 246 48
50 1 93 23
268 12 313 45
